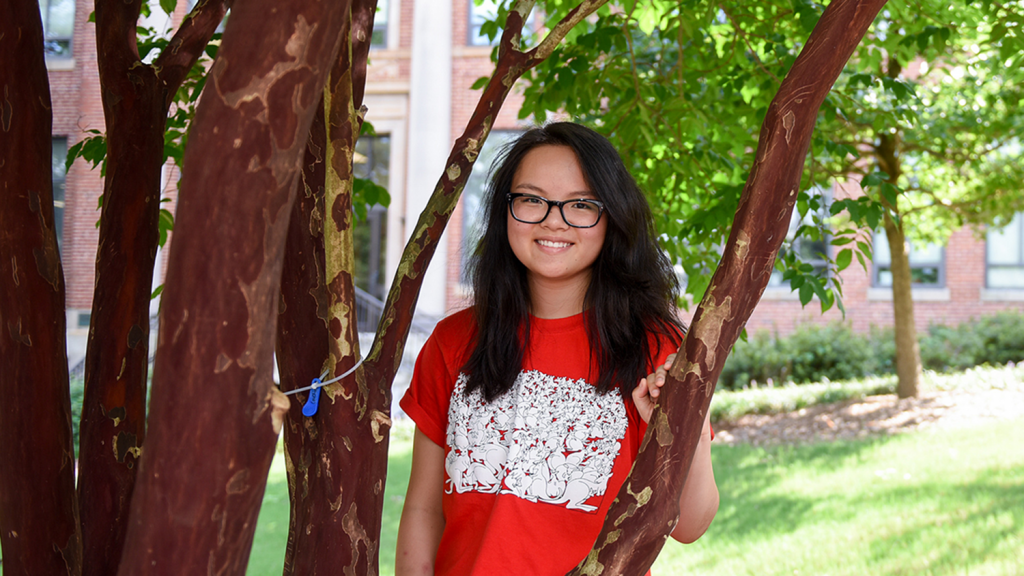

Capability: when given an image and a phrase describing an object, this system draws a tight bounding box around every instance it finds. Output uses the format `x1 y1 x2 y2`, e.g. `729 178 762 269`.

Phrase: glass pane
796 237 828 263
52 138 67 250
873 230 892 265
911 266 940 285
988 267 1024 288
909 241 942 265
469 0 499 46
371 0 388 47
45 0 75 38
353 136 390 301
987 214 1022 266
877 268 893 287
461 131 519 282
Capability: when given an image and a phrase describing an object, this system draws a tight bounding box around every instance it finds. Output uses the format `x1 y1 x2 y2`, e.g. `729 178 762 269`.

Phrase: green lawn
247 415 1024 576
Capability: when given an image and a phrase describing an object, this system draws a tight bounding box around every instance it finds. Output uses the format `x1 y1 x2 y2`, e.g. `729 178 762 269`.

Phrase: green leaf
880 182 900 207
470 76 490 90
855 238 871 256
861 172 884 188
160 0 177 16
151 284 164 300
799 283 813 306
836 248 853 271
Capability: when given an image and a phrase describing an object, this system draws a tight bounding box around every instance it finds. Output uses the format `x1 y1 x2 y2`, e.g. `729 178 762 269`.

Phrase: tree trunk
876 131 921 399
883 215 922 398
0 1 82 574
77 2 225 573
114 0 348 572
569 0 888 573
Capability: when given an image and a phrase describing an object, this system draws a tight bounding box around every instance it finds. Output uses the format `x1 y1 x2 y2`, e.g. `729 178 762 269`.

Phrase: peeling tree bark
275 0 609 572
114 0 348 573
569 1 888 573
77 2 226 573
0 1 82 574
277 103 334 575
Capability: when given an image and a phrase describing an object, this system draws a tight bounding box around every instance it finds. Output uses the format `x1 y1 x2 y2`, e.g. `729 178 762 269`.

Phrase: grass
652 417 1024 575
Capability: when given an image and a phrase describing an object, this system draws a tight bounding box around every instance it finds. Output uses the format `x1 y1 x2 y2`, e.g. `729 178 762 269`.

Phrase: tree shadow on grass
708 436 893 541
862 470 1024 572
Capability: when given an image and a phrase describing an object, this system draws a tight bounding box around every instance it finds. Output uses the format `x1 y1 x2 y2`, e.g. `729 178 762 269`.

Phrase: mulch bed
713 386 1024 446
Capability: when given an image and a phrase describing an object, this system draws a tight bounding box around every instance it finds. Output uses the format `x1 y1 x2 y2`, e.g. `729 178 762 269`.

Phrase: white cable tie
284 357 363 396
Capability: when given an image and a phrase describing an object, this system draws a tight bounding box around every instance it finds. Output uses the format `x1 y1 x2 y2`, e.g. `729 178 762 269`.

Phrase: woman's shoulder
427 306 478 347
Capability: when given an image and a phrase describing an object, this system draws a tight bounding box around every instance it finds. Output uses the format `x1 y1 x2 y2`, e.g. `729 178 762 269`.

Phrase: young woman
396 123 718 575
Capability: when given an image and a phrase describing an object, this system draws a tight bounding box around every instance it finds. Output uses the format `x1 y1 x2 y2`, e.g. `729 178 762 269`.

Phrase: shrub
720 322 877 389
784 322 875 384
718 330 790 390
973 311 1024 365
919 323 983 372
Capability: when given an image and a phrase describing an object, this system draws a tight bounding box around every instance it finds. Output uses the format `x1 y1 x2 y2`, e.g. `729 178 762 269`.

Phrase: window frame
40 0 75 58
985 212 1024 289
766 189 833 289
871 229 946 288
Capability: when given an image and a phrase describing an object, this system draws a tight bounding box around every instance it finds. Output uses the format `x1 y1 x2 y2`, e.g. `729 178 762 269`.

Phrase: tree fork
77 1 226 573
115 0 348 572
0 2 82 574
569 0 888 573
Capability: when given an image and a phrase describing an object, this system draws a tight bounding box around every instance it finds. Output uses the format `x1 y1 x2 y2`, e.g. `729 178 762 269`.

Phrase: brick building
43 0 1024 344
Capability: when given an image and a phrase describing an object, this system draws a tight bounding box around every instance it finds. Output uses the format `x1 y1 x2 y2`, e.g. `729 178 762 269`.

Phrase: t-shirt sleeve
399 331 455 448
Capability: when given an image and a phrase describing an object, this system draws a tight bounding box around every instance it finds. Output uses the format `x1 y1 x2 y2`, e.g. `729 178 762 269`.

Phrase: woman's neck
527 275 590 319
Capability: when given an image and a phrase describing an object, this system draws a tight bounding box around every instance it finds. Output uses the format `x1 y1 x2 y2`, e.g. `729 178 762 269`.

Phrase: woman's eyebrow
513 182 595 198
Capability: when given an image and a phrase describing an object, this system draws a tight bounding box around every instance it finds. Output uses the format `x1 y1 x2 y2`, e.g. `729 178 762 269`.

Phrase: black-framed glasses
507 193 605 228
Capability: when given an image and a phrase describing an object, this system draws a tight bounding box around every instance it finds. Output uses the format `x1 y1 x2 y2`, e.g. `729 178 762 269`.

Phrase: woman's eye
572 201 596 211
522 197 544 205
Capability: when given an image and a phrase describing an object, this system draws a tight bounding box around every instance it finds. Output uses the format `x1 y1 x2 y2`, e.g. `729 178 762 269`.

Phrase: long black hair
463 122 685 401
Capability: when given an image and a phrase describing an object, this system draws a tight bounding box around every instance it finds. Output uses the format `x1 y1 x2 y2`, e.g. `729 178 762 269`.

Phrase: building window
39 0 75 58
987 213 1024 288
460 131 520 283
52 137 68 250
468 0 500 46
768 191 831 287
353 135 390 302
370 0 389 48
468 0 535 47
873 229 945 287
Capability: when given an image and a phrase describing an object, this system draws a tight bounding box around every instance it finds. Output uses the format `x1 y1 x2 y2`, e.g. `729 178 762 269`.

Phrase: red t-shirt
400 308 679 576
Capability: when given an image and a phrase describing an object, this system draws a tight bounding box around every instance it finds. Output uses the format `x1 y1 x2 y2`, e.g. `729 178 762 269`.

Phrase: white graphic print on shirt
444 370 627 512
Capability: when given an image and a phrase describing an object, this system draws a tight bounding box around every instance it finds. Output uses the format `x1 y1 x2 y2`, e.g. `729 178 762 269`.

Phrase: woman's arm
395 428 447 576
633 355 720 543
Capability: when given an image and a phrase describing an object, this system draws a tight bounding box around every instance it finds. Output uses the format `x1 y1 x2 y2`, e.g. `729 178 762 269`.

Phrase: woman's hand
632 353 719 542
632 353 675 423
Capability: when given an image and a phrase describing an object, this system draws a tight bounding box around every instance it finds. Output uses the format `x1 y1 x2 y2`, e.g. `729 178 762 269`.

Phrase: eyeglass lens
510 195 601 227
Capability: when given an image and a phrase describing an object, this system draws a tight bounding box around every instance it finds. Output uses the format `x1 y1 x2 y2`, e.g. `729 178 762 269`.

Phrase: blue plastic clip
302 378 322 417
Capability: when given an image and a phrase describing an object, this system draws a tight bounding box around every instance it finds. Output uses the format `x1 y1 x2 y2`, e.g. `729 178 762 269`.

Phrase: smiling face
507 145 607 315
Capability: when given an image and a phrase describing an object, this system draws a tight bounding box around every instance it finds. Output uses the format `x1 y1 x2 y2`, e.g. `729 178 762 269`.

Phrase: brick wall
50 2 104 312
